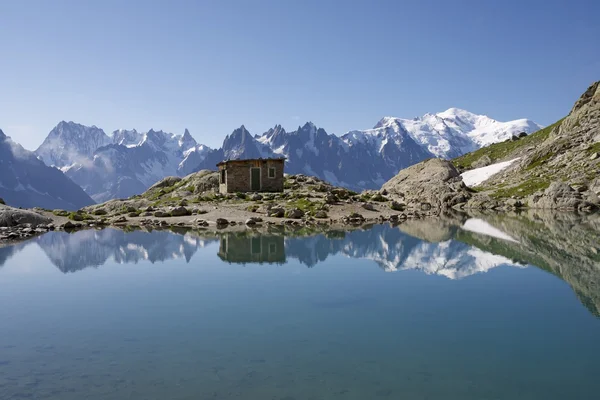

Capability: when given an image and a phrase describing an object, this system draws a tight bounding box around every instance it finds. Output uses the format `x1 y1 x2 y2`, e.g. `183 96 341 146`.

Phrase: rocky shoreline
2 160 599 245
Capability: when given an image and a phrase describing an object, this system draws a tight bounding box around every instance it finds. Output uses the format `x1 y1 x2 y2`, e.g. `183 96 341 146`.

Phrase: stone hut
216 158 285 194
218 233 285 264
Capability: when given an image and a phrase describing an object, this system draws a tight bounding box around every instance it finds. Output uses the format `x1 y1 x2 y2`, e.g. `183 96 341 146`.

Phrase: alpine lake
0 211 599 400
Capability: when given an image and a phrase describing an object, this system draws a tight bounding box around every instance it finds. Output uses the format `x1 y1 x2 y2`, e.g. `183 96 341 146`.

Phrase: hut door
251 168 261 191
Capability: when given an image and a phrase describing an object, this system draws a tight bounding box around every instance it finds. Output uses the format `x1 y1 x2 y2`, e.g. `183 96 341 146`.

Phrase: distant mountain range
34 122 210 202
0 129 95 210
1 108 540 206
195 109 540 189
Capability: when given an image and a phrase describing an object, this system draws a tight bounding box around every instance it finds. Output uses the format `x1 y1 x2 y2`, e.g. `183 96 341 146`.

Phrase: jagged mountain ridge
31 108 540 202
34 122 210 202
0 129 95 210
196 109 541 190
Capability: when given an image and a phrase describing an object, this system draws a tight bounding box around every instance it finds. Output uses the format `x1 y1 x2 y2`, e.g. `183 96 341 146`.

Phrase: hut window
269 242 277 255
268 167 276 178
220 169 226 184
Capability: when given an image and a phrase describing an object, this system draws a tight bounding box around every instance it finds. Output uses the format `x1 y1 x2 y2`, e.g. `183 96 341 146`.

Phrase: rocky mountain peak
570 81 600 115
35 121 112 167
373 116 398 129
182 128 193 141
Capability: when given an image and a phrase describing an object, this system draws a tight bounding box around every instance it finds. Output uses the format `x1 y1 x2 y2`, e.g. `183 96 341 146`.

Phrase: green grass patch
68 212 95 221
526 152 554 170
453 119 564 171
288 198 326 216
587 142 600 154
491 178 550 199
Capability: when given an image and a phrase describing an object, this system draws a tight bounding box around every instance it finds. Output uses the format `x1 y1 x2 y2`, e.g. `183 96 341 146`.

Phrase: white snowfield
460 157 520 187
462 218 519 243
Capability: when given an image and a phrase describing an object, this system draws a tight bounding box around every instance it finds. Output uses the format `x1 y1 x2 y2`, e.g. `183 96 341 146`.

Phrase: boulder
154 211 171 218
268 207 285 218
314 210 328 219
528 182 596 210
71 213 85 221
216 218 229 226
324 194 338 204
361 202 376 211
61 221 76 230
170 206 191 217
381 158 471 211
0 204 52 227
285 208 305 219
390 201 405 211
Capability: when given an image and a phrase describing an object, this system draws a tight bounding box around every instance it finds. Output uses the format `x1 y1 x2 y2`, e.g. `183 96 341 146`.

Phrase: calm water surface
0 213 599 399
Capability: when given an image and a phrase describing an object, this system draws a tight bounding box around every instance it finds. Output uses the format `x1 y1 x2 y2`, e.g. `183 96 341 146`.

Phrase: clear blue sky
1 0 598 150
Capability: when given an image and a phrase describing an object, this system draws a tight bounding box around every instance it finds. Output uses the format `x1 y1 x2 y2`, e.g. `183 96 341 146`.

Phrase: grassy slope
452 119 564 172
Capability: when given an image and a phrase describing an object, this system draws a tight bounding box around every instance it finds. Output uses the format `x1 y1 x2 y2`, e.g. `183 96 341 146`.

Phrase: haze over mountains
1 108 541 207
0 129 95 210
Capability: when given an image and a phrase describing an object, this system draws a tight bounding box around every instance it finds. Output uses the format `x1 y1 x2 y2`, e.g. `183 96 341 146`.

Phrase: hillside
452 81 600 210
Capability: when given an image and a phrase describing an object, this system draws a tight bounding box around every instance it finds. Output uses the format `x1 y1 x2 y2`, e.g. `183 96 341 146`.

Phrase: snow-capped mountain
35 121 112 168
0 128 95 210
193 110 540 190
32 108 540 202
35 122 211 202
370 108 543 158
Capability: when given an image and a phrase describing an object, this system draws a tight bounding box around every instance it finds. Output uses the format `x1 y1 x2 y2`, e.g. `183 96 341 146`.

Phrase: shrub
370 193 387 202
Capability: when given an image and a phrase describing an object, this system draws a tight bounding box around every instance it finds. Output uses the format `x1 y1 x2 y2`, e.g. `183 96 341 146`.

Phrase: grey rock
314 210 328 219
268 207 285 218
361 202 376 211
285 208 304 219
471 155 492 169
382 158 471 211
0 204 52 227
170 206 191 217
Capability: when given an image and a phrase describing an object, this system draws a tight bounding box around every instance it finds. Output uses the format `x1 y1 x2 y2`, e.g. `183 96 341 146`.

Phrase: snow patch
462 219 519 243
460 158 520 187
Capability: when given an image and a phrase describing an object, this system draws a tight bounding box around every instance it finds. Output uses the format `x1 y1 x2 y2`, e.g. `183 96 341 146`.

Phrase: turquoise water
0 218 599 399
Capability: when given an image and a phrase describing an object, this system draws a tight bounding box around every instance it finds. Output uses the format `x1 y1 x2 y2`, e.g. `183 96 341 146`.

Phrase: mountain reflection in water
1 212 599 315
